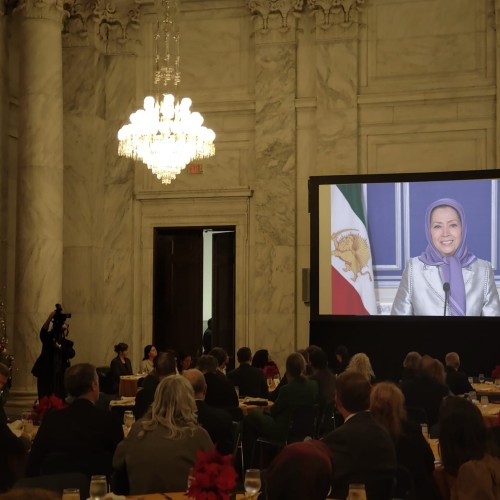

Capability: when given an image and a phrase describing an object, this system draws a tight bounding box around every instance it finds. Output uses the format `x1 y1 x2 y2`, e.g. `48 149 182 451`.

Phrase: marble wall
2 0 500 397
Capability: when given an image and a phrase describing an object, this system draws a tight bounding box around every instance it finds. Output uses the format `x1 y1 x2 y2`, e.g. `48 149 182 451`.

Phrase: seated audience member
438 396 500 500
177 351 193 374
444 352 473 395
0 420 28 493
401 356 450 428
346 352 376 384
209 347 230 375
244 352 319 464
227 347 268 398
308 348 336 436
252 349 281 378
401 351 422 382
27 363 124 477
112 375 213 495
183 368 233 455
134 351 177 420
370 381 441 500
321 371 397 500
334 345 350 375
139 345 157 375
197 354 239 411
260 439 333 500
109 342 133 394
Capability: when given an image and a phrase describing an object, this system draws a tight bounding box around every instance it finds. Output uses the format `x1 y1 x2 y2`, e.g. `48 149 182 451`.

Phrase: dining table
126 493 247 500
472 382 500 399
239 397 273 416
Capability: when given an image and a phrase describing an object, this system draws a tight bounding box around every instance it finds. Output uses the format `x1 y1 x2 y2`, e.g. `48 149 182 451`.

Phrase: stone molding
62 0 141 54
16 0 66 23
307 0 365 29
247 0 304 32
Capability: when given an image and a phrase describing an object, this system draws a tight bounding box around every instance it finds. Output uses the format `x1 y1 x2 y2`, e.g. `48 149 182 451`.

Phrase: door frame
134 189 251 366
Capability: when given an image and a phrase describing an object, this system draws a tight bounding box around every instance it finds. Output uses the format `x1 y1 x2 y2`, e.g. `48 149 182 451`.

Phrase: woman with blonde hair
370 382 440 500
346 352 376 384
112 374 213 494
401 351 422 381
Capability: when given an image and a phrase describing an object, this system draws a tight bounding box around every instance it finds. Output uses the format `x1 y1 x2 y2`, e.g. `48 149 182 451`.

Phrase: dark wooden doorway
153 227 235 362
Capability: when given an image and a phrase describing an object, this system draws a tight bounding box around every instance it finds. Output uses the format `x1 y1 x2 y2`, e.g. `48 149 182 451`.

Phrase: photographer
31 305 75 401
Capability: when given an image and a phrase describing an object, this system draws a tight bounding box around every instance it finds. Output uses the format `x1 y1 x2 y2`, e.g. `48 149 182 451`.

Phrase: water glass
479 373 485 383
348 483 367 500
495 378 500 389
420 423 429 441
62 488 80 500
123 410 135 429
244 469 261 498
89 475 107 500
21 411 34 436
481 395 489 406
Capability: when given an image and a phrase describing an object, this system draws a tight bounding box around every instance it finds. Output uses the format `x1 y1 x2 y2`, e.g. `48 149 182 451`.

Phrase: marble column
309 0 365 174
12 0 65 400
247 1 301 363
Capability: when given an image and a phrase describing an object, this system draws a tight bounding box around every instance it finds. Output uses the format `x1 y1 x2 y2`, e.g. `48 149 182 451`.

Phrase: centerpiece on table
186 449 238 500
32 394 67 423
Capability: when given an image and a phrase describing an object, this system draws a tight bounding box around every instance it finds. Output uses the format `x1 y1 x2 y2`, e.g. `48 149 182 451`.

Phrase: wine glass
62 488 80 500
244 469 261 498
495 378 500 389
479 373 485 384
89 474 108 500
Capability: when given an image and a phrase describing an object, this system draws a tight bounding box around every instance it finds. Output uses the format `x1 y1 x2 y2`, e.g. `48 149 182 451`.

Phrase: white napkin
7 420 23 438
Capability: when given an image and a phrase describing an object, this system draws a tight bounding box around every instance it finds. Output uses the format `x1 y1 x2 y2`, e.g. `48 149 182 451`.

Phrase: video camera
53 303 71 331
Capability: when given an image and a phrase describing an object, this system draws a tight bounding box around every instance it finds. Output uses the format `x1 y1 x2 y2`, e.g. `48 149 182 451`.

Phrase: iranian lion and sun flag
330 184 378 315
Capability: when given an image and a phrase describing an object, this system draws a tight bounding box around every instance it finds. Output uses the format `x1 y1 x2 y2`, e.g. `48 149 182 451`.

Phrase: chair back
287 404 320 443
405 406 428 425
12 472 90 499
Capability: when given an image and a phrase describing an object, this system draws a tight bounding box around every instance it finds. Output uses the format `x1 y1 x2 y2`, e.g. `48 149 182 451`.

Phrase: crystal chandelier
117 0 215 185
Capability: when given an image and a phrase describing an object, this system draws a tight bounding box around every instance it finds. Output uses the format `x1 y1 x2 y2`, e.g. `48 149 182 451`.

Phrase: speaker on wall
302 268 310 303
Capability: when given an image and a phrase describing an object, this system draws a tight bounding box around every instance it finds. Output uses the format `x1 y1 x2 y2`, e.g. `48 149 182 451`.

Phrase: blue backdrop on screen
366 179 498 284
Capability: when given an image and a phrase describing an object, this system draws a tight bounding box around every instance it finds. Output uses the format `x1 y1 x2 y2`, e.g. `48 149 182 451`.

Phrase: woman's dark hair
143 344 153 360
335 345 349 359
438 396 488 475
114 342 128 354
252 349 270 369
286 352 307 382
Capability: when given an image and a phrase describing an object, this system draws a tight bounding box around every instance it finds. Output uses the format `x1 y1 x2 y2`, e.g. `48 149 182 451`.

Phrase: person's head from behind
426 198 466 258
445 352 460 370
64 363 99 401
438 396 488 475
335 345 349 363
176 351 193 373
145 374 198 437
252 349 270 369
422 358 446 385
286 352 306 382
183 368 207 399
209 347 228 370
196 354 218 374
309 348 328 372
346 352 374 382
114 342 129 357
336 370 371 417
155 351 177 378
370 381 406 439
237 347 252 364
143 344 157 361
403 351 422 371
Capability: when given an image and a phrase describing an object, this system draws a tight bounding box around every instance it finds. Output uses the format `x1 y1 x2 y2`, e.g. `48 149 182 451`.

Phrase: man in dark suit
183 368 233 455
322 371 397 500
26 362 124 477
445 351 473 395
133 351 177 420
227 347 268 398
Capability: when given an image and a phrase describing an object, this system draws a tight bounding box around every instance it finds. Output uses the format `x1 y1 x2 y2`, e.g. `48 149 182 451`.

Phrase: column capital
63 0 141 54
307 0 365 29
247 0 304 33
16 0 66 23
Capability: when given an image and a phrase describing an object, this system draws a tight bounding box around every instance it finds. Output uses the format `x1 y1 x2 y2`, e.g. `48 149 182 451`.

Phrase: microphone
443 282 450 316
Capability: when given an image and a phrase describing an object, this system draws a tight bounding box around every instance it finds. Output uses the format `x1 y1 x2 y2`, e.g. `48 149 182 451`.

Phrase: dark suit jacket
401 376 450 428
195 399 233 455
27 398 124 476
133 373 160 420
204 371 239 410
322 411 397 500
445 366 473 395
227 364 268 398
109 356 133 394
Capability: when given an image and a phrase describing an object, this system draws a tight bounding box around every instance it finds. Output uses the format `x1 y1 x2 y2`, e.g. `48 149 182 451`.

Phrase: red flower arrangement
33 394 67 423
492 365 500 379
186 449 238 500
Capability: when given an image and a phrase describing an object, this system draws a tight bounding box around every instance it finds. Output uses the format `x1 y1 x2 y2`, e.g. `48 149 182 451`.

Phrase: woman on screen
391 198 500 316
